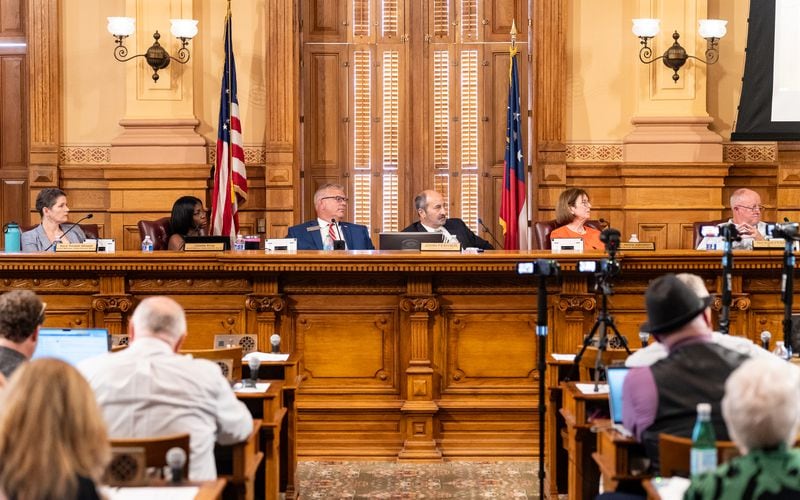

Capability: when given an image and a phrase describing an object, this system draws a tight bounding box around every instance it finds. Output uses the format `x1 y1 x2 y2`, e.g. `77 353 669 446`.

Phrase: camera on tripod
517 259 560 276
772 222 800 241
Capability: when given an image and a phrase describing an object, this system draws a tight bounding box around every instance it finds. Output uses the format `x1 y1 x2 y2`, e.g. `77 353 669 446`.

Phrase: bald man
698 188 769 250
79 296 253 481
402 190 493 250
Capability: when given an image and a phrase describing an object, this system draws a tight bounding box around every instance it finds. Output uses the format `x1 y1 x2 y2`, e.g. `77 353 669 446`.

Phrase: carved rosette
245 295 286 313
558 295 596 312
711 295 751 312
92 295 133 314
400 297 439 313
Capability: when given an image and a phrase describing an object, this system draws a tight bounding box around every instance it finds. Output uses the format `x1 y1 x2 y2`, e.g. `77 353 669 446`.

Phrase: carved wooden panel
482 0 527 42
302 0 347 42
0 0 23 35
0 56 25 169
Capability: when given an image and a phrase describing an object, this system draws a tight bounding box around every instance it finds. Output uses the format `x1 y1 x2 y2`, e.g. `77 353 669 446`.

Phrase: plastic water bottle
3 222 21 253
690 403 717 476
773 340 791 360
628 233 639 243
141 235 154 253
234 234 245 251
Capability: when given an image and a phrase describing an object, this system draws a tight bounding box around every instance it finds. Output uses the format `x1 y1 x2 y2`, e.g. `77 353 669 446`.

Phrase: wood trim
27 0 58 169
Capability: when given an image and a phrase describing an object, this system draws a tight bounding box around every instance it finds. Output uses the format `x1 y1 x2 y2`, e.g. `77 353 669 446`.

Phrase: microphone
166 446 187 483
761 330 771 351
247 356 261 387
330 218 346 250
43 213 93 252
638 331 650 348
477 217 503 249
270 333 281 354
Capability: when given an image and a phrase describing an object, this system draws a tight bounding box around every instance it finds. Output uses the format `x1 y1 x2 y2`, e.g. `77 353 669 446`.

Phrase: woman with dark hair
21 188 86 252
168 196 208 251
549 187 603 250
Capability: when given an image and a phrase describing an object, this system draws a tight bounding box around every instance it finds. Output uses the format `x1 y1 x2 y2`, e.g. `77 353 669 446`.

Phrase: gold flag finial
510 19 518 48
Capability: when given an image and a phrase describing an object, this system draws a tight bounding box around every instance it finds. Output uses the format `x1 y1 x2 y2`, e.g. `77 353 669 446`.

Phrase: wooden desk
592 422 650 493
236 381 285 500
544 355 575 497
103 478 227 499
560 381 609 500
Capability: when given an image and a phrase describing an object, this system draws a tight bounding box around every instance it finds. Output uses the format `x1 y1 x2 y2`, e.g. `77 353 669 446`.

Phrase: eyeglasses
734 204 765 212
321 196 349 203
575 200 591 208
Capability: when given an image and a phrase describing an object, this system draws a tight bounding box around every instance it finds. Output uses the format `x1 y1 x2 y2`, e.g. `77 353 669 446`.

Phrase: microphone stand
331 218 346 250
781 237 795 354
477 217 503 249
43 214 93 252
719 224 739 335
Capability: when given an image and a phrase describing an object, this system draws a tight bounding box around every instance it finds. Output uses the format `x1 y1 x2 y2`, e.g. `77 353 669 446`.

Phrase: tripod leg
606 317 632 354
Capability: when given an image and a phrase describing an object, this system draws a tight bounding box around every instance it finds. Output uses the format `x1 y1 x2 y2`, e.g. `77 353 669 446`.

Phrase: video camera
772 222 800 241
517 259 560 277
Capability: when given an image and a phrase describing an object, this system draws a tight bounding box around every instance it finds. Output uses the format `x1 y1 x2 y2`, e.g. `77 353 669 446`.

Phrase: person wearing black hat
621 273 750 471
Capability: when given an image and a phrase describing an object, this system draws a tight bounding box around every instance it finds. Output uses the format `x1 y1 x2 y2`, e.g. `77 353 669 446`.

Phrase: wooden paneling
0 0 23 35
0 56 25 169
302 0 347 43
482 0 527 42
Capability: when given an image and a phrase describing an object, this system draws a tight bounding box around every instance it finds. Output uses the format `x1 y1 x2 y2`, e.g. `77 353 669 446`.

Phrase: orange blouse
549 225 604 251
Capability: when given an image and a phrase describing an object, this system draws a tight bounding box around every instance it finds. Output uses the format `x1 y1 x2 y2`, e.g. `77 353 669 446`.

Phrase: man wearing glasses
402 190 493 250
0 290 44 378
709 188 768 250
287 183 375 250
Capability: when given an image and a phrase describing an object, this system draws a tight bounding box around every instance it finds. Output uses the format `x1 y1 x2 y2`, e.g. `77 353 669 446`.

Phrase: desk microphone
477 217 503 249
270 333 281 354
43 213 93 252
330 218 346 250
247 356 261 387
761 330 771 351
166 446 186 483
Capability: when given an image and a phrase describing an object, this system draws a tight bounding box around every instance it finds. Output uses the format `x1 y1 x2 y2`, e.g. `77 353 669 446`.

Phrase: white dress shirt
79 337 253 480
420 223 458 244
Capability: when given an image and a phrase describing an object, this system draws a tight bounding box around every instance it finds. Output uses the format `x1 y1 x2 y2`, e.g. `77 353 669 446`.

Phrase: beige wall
566 0 749 143
61 0 267 146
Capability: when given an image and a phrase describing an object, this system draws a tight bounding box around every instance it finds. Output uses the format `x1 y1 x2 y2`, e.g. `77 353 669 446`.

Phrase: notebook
607 365 632 436
32 327 110 365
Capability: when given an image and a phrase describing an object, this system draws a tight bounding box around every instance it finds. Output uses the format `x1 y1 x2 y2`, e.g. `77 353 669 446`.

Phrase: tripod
781 237 795 354
718 223 740 335
535 272 549 500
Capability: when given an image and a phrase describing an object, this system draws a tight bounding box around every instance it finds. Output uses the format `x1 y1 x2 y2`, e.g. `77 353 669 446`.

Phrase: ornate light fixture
107 17 199 83
632 19 727 83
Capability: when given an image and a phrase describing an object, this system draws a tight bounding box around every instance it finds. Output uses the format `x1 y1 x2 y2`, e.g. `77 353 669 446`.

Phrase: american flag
499 45 528 250
210 7 247 239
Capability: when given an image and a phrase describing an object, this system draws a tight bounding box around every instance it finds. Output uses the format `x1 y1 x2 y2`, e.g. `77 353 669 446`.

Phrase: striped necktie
328 223 337 242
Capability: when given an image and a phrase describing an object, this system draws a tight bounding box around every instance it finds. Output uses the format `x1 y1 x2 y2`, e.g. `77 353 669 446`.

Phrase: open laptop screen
32 327 110 365
607 365 630 425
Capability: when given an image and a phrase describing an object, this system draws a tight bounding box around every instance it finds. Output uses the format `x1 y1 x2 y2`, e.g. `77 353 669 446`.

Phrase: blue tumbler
3 222 21 252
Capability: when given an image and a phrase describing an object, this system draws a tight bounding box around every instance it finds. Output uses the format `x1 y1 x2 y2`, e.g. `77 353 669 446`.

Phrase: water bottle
234 234 245 251
690 403 717 476
628 233 639 243
774 340 791 360
3 222 21 253
141 235 154 253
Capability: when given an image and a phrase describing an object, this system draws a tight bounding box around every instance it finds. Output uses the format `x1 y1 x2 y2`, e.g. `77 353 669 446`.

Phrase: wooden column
398 275 442 460
92 275 133 341
247 275 286 351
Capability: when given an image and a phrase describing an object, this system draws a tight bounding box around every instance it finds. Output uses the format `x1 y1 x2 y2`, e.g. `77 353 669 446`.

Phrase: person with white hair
684 357 800 499
79 296 253 481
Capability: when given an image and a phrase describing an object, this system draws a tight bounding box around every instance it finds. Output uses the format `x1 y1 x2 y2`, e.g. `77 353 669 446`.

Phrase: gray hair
729 188 757 208
722 357 800 453
313 184 346 205
130 296 186 344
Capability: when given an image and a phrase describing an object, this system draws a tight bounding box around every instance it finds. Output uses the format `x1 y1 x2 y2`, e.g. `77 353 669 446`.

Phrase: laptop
607 365 632 437
379 232 444 250
32 327 110 365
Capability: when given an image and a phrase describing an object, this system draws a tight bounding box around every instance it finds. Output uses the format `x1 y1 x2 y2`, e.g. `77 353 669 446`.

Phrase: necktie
328 223 337 243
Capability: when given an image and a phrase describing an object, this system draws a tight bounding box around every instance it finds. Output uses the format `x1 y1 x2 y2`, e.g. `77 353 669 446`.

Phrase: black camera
600 228 621 255
773 222 800 241
719 222 741 242
517 259 560 276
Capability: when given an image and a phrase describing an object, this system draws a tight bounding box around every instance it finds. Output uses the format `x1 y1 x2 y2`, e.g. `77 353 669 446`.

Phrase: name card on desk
420 242 461 251
55 242 97 252
619 241 655 251
184 242 226 251
753 239 786 249
551 238 583 253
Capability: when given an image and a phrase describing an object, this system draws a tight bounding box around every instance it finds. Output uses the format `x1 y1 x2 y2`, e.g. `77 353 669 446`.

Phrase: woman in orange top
549 188 604 250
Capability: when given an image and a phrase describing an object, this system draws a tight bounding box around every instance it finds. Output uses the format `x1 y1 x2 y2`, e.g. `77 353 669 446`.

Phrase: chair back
180 346 243 381
658 433 740 478
692 219 728 249
20 223 99 240
534 219 604 250
577 346 631 381
106 433 190 485
137 217 171 251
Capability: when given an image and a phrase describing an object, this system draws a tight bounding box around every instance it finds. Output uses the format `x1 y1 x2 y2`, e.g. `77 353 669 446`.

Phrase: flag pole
226 0 236 232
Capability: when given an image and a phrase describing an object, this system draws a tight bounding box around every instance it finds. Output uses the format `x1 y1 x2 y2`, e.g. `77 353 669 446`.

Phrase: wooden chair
692 219 728 248
533 219 604 250
658 433 740 478
137 217 172 250
180 346 243 381
106 433 190 485
577 346 631 381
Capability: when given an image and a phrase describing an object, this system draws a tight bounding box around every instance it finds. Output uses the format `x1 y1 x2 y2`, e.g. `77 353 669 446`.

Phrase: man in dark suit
402 190 493 250
287 183 375 250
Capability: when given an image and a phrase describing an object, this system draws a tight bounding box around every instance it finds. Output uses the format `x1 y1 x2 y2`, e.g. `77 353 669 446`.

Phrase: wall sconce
107 17 199 83
632 19 727 83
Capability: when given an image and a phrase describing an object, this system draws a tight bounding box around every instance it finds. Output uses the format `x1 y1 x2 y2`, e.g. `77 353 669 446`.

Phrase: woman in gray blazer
21 188 86 252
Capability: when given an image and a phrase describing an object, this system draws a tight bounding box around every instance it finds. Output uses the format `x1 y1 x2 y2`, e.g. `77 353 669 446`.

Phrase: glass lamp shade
107 17 135 37
698 19 727 39
632 18 660 38
170 19 199 39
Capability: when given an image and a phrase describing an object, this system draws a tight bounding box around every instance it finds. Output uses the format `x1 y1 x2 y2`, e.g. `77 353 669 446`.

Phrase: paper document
551 353 576 362
233 382 271 393
243 351 290 362
575 383 609 394
100 486 200 500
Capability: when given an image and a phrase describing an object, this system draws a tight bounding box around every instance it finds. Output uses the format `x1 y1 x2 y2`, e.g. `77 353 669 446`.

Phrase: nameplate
184 242 226 251
551 238 584 253
619 242 655 251
753 239 786 249
420 242 461 251
54 242 97 252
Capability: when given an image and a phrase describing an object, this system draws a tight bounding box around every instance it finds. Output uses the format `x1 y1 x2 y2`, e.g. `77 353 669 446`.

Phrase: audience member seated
549 188 603 250
0 290 44 378
21 188 86 252
0 358 110 500
168 196 208 251
695 188 768 250
622 274 749 471
287 183 375 250
626 273 770 368
79 296 253 481
401 190 493 250
685 357 800 499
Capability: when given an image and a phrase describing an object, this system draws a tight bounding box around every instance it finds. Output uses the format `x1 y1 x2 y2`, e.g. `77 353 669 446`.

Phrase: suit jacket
287 220 375 250
21 223 86 252
402 219 493 250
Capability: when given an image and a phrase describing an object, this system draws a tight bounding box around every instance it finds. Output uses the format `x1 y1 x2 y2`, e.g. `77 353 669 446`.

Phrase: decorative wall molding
565 142 778 163
565 143 623 162
207 145 267 166
60 145 268 166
